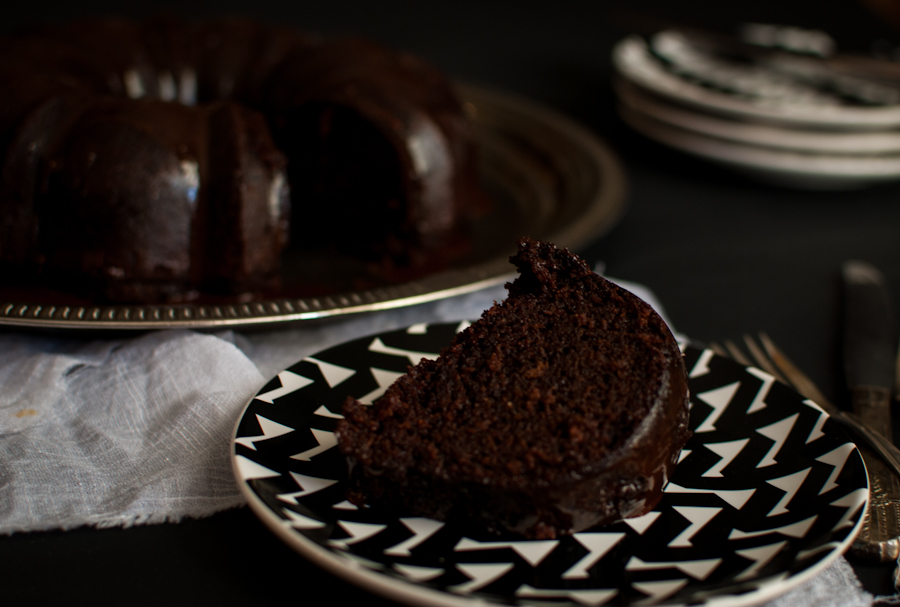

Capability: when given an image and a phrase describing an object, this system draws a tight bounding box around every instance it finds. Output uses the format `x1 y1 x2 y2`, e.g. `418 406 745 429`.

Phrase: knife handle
852 385 894 441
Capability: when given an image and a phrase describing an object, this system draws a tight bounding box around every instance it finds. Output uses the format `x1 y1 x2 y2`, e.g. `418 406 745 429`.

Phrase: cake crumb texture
337 237 691 539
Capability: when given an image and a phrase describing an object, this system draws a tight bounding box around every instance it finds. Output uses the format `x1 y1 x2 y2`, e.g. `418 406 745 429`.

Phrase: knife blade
842 260 897 441
842 260 900 563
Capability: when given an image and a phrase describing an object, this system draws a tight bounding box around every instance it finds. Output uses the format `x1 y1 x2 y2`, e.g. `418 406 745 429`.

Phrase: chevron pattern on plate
233 322 868 607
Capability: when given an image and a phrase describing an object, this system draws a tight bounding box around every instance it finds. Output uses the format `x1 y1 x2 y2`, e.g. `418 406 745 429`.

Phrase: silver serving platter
0 83 627 330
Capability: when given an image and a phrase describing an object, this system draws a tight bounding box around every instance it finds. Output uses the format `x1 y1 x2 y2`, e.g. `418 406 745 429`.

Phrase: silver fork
709 333 900 479
710 333 900 565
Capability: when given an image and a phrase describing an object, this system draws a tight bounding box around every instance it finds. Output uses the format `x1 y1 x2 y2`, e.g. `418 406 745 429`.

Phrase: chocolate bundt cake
0 16 483 302
336 238 691 539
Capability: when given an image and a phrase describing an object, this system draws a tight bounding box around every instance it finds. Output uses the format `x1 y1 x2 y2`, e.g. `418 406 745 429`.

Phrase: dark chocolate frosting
0 16 483 302
337 238 692 539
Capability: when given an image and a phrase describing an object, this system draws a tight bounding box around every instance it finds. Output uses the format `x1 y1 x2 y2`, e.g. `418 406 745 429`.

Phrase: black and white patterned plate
612 32 900 130
231 322 868 607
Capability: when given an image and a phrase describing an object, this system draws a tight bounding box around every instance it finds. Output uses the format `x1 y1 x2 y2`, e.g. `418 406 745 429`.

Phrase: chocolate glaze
0 17 485 302
337 238 692 539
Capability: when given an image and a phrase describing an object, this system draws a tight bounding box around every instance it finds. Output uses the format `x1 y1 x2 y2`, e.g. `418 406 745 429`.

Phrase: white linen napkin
0 275 876 606
0 283 507 533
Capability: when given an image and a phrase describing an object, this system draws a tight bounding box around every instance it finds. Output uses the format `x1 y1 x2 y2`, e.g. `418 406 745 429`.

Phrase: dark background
2 0 900 604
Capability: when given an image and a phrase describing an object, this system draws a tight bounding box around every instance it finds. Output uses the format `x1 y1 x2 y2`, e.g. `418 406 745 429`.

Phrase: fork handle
852 385 894 441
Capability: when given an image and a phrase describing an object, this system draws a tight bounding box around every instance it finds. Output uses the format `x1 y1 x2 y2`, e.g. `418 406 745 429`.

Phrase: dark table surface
3 0 900 604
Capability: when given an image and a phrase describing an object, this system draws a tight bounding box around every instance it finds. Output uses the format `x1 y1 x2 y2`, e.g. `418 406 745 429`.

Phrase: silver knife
843 260 897 440
843 260 900 562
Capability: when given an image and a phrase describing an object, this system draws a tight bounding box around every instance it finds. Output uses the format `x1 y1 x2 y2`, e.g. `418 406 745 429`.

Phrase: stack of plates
612 25 900 189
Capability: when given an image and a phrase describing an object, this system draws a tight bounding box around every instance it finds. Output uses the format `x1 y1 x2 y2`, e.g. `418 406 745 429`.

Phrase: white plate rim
615 78 900 155
618 104 900 189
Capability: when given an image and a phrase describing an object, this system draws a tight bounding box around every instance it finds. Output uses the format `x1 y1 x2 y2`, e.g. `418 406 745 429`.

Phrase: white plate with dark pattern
231 322 868 607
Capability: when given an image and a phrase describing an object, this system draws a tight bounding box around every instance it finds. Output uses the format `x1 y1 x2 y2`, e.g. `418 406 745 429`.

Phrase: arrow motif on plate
804 402 828 443
368 337 439 365
664 484 756 510
313 405 343 419
816 443 856 494
746 367 776 414
384 518 445 556
277 471 337 503
703 438 750 477
393 564 445 582
304 356 356 388
669 507 722 547
234 455 281 481
694 382 740 432
756 414 799 468
516 585 618 606
330 521 388 547
563 532 626 579
830 488 868 530
255 370 314 403
234 414 294 450
341 552 385 570
281 508 326 530
631 579 689 605
623 511 661 534
289 428 337 461
454 537 559 567
356 368 405 405
735 541 787 580
451 563 515 594
625 556 722 581
689 349 714 378
729 515 817 540
766 468 811 516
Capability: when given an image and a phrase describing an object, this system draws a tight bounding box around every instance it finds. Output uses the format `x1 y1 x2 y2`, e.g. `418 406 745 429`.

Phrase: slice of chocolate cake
336 237 691 539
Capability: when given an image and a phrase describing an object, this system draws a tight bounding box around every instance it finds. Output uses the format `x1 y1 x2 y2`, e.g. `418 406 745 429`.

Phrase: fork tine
742 334 789 384
707 342 728 358
757 332 836 412
712 333 900 480
723 339 753 367
715 334 808 404
713 334 824 409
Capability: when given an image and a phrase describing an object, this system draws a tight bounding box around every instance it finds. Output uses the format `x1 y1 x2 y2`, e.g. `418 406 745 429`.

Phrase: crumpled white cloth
0 282 509 533
0 274 875 605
